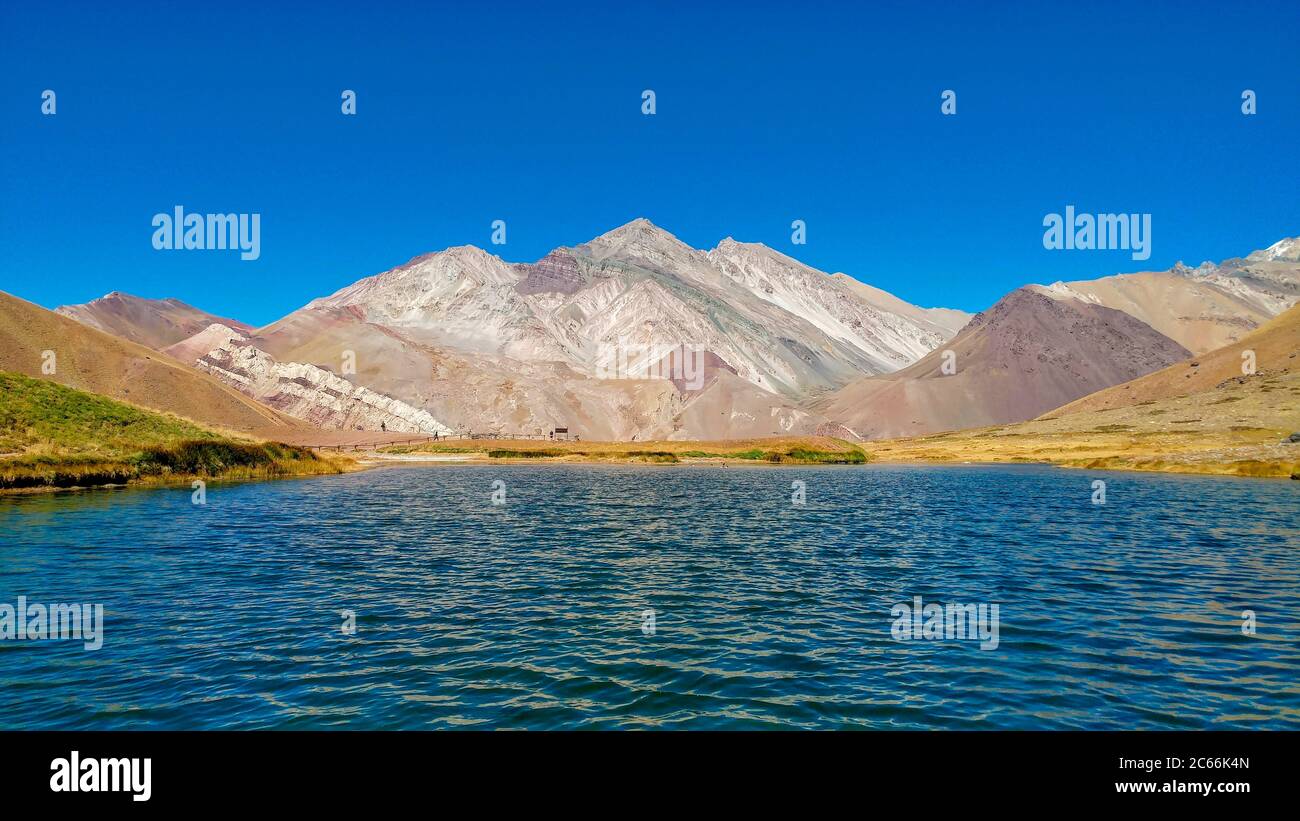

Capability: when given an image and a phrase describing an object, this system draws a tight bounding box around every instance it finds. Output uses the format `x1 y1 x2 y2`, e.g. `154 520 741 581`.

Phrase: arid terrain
375 435 867 464
0 292 304 433
811 286 1191 439
860 305 1300 477
55 291 256 350
375 305 1300 476
8 229 1298 482
867 371 1300 478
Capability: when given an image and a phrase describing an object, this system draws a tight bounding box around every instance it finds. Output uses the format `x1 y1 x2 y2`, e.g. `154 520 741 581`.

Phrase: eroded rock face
514 250 587 295
237 219 975 439
193 333 453 434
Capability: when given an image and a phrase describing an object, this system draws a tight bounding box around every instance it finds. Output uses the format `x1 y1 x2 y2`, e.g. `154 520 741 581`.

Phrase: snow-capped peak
1254 237 1300 262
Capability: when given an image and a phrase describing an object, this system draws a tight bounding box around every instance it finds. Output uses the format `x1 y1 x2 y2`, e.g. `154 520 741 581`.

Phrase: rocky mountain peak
709 236 782 261
580 218 695 261
1250 236 1300 263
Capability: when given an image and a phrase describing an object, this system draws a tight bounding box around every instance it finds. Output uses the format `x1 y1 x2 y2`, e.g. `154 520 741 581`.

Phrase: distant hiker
381 421 387 432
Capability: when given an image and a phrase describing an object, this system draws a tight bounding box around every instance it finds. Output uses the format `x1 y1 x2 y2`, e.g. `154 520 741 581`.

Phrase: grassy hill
0 372 343 491
0 290 304 432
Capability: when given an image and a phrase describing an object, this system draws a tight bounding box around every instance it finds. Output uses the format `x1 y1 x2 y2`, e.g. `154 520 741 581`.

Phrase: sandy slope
253 304 686 439
829 273 972 335
0 291 304 433
1051 303 1300 417
1038 238 1300 354
1037 272 1271 354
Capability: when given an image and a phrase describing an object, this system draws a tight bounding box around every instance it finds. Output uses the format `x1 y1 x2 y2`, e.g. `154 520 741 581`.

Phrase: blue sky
1 0 1297 325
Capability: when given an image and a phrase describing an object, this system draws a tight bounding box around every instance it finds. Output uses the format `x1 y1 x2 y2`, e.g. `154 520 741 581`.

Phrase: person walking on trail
381 421 387 433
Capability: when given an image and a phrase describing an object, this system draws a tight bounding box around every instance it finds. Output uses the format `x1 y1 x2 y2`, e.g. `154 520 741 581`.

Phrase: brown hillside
812 287 1190 440
1050 303 1300 417
56 291 255 350
0 291 304 433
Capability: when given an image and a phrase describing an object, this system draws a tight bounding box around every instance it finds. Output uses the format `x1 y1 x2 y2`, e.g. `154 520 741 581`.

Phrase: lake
1 463 1297 729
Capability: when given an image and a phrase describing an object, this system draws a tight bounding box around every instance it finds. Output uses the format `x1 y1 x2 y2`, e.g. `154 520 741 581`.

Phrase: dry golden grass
381 435 867 464
870 369 1300 478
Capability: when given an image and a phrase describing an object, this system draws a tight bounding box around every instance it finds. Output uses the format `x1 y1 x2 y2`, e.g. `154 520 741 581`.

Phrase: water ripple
0 463 1297 729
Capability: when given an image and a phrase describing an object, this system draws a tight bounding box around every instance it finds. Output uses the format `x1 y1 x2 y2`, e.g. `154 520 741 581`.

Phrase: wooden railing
310 436 431 453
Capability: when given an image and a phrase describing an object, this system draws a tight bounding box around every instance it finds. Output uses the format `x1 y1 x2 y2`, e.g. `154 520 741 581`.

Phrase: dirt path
249 429 436 449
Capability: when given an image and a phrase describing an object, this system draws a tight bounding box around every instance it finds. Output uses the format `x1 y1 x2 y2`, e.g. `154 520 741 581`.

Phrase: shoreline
357 450 1299 480
0 460 357 497
6 451 1294 497
368 434 1300 479
6 433 1296 497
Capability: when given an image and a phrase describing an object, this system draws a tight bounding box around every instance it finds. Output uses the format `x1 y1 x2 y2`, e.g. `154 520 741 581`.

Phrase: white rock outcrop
191 330 453 434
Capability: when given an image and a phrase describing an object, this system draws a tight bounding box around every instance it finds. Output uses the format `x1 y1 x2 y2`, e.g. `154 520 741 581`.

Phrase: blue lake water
1 463 1297 729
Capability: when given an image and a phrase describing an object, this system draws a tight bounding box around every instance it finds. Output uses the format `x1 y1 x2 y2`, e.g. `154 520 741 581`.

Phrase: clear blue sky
2 0 1297 326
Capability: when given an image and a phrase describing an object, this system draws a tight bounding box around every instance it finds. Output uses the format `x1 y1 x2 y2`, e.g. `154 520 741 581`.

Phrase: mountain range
1038 237 1300 355
19 220 1300 442
188 219 970 439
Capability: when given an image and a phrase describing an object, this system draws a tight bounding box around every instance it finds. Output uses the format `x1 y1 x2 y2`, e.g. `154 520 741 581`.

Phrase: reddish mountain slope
56 291 255 351
812 287 1191 439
